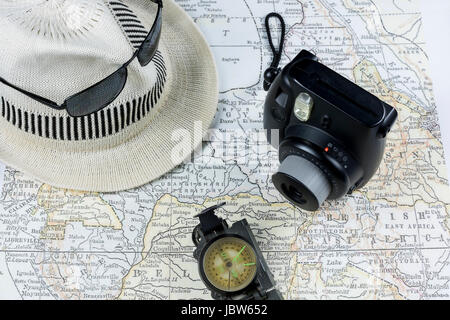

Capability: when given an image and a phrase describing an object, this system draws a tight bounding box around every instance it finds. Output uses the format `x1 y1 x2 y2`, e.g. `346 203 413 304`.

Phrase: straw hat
0 0 218 191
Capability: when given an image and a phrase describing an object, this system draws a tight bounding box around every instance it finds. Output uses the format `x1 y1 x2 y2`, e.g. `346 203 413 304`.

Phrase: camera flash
294 92 314 122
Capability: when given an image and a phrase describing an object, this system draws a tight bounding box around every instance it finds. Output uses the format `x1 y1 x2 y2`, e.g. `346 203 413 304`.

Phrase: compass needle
233 245 246 262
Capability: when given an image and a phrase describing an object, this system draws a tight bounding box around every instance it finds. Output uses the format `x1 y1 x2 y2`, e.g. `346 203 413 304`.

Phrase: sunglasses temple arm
0 76 65 110
136 2 163 61
151 0 163 7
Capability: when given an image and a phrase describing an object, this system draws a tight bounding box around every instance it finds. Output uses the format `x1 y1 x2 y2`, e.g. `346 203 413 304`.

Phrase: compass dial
202 237 257 293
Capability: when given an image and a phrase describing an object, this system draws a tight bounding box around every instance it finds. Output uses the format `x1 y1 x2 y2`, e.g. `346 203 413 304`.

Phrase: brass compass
202 236 257 292
193 203 283 300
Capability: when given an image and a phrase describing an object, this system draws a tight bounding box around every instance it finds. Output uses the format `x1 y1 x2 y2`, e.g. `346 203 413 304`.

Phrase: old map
1 0 450 299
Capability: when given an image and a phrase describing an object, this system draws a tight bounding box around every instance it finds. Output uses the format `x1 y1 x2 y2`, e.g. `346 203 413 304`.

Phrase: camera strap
263 13 286 91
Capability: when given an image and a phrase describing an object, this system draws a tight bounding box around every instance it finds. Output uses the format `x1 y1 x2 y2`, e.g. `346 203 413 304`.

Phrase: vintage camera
264 50 398 211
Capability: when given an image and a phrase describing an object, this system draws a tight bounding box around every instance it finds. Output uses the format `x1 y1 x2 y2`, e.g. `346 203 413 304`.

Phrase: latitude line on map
191 13 421 20
1 246 449 254
209 43 426 47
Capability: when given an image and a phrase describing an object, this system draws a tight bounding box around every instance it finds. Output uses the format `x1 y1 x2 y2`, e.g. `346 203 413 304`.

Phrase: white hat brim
0 0 218 192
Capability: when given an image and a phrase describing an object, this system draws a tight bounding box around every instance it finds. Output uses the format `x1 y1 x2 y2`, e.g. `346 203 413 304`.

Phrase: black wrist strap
263 13 286 91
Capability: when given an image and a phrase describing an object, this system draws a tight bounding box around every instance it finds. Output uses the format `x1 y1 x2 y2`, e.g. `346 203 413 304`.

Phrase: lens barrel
272 155 331 211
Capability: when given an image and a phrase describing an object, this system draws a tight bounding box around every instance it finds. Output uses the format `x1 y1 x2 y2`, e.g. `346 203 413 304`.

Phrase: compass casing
193 218 279 300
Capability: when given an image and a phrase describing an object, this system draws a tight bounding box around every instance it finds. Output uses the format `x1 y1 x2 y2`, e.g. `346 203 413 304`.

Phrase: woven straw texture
0 0 218 192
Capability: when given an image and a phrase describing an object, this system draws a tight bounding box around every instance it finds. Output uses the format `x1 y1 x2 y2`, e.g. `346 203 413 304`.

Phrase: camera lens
272 156 331 211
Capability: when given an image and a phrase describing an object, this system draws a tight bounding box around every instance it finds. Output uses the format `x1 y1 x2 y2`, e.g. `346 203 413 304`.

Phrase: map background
0 0 450 300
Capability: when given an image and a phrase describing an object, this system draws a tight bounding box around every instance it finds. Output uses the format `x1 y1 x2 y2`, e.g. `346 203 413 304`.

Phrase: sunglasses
0 0 163 118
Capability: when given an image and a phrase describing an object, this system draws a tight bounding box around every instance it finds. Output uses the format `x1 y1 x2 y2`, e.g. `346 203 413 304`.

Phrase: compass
202 236 257 293
192 203 283 300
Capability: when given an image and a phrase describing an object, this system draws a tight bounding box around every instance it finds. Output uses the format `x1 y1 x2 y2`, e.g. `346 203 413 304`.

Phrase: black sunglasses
0 0 163 118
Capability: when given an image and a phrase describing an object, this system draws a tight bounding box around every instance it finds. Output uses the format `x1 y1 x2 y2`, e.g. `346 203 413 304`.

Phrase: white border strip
420 0 450 182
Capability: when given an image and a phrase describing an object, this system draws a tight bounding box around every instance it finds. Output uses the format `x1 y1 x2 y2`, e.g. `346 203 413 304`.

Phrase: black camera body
264 50 398 211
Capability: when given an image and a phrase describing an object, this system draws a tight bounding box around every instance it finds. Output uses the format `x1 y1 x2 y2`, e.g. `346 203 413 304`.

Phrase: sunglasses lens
137 7 162 66
65 67 128 117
